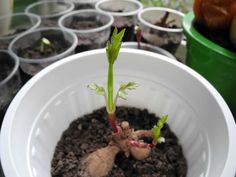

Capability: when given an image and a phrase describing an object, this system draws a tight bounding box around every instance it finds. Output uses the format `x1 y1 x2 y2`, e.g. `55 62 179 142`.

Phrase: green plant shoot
88 28 138 132
40 37 51 53
152 115 168 145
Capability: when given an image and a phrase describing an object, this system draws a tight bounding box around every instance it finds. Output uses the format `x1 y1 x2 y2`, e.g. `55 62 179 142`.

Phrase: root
130 146 151 160
83 121 155 177
83 145 120 177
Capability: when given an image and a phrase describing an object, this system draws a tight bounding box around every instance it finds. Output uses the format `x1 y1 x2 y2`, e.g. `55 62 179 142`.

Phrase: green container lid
183 12 236 119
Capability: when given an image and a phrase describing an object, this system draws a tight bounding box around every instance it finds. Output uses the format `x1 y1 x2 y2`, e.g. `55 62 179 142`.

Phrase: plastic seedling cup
0 49 236 177
58 9 113 53
0 12 41 50
138 7 184 54
9 27 78 76
0 50 21 124
121 42 176 60
25 0 74 27
95 0 143 41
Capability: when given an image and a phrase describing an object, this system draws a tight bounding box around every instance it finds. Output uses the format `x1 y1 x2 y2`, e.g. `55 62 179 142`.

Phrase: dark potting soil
0 57 13 124
16 35 71 59
74 3 94 10
51 107 187 177
0 53 22 126
194 21 236 53
0 58 14 82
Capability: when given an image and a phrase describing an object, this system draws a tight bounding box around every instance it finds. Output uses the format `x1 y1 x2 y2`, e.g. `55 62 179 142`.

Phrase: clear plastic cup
25 0 74 27
9 27 78 76
58 9 114 53
0 12 41 50
138 7 184 54
95 0 143 41
0 50 21 123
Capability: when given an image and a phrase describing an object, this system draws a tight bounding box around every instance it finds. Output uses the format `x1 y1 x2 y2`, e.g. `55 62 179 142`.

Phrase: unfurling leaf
152 115 168 145
106 28 125 65
117 82 138 100
87 83 105 96
118 90 128 100
119 82 138 90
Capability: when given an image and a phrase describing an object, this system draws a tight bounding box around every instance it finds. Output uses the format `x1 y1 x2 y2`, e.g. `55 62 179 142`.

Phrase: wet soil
51 107 187 177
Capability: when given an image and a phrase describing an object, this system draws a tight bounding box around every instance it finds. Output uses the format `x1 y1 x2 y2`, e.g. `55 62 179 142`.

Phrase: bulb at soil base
130 146 151 160
230 17 236 47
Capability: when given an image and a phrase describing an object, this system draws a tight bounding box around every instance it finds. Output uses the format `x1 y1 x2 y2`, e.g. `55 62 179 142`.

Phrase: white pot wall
1 49 235 177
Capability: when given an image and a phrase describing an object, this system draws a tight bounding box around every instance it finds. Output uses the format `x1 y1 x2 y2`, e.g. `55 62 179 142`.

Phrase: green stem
40 41 44 53
107 63 114 113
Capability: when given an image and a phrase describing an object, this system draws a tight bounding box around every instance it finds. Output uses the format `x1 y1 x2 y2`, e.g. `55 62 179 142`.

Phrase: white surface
1 49 236 177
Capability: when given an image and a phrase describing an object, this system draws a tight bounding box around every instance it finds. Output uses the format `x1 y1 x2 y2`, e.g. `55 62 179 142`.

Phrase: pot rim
8 27 78 63
138 7 184 33
25 0 75 19
95 0 143 17
0 50 19 87
58 9 114 34
182 12 236 61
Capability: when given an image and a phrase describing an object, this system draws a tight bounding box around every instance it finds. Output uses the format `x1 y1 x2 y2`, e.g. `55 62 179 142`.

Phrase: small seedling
135 26 142 49
85 28 168 177
40 37 51 53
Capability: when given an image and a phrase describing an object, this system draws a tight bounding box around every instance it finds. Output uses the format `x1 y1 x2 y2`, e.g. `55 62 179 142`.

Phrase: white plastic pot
1 49 236 177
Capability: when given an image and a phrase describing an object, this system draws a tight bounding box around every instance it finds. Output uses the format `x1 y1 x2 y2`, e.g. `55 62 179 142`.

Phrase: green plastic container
183 12 236 119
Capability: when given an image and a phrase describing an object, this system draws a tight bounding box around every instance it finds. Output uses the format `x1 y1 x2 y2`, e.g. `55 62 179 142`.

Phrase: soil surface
0 59 14 82
51 107 187 177
194 21 236 53
0 53 21 126
16 34 71 59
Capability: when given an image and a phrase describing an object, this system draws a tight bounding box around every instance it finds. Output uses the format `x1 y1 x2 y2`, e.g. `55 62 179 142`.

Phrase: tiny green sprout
40 37 51 53
152 115 168 145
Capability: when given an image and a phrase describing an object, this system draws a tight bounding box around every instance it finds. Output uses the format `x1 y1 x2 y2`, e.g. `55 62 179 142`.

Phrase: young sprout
88 28 138 133
85 28 169 177
152 115 168 145
135 26 142 49
40 37 51 53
